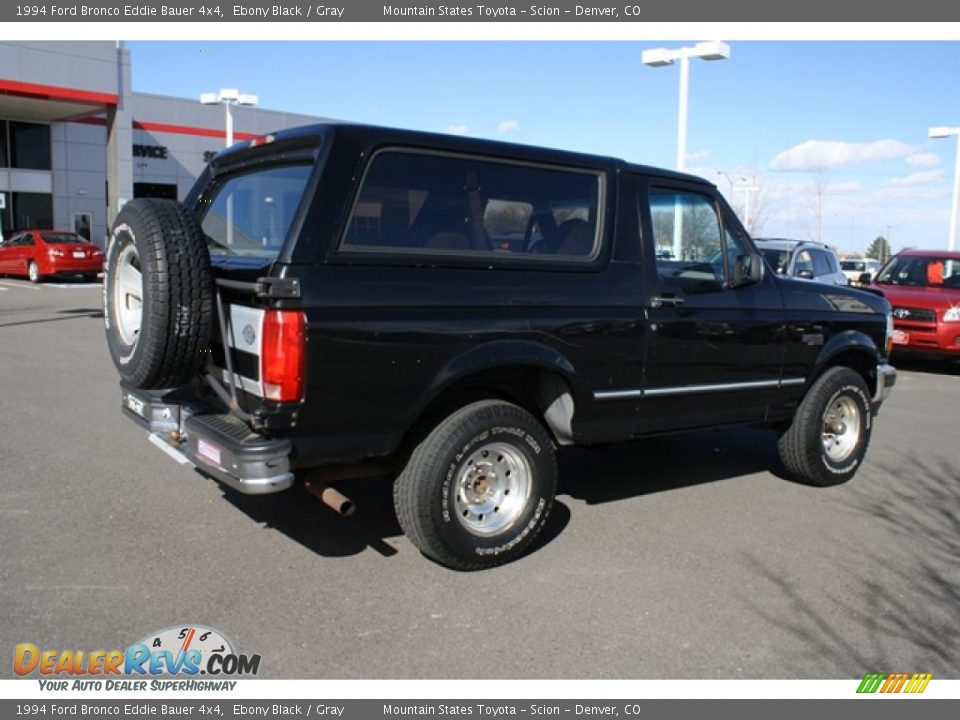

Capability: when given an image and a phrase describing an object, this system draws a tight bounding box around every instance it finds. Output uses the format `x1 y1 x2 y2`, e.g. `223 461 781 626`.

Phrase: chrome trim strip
593 389 644 401
873 363 897 404
593 377 807 401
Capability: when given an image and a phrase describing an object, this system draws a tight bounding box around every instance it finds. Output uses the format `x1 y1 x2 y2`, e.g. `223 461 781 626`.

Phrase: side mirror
797 269 815 280
732 252 764 287
858 272 873 285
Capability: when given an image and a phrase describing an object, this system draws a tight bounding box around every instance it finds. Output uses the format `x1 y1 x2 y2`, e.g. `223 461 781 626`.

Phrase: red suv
867 249 960 359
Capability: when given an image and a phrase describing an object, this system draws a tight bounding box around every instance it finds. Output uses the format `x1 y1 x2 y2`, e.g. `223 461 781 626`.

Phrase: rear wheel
777 367 872 486
27 261 40 283
103 198 214 389
394 400 557 570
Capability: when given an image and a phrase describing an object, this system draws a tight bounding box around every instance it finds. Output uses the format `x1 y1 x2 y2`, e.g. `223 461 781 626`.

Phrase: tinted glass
42 233 87 244
794 250 814 276
9 122 51 170
13 192 52 229
649 189 723 282
342 151 600 259
200 164 312 260
841 260 866 272
876 255 960 288
761 248 789 274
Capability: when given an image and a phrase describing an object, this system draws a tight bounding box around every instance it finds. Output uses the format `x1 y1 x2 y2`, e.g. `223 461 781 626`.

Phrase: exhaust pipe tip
305 480 356 517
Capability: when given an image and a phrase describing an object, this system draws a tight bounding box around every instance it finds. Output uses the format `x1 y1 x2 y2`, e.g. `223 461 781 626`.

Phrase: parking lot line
0 280 40 290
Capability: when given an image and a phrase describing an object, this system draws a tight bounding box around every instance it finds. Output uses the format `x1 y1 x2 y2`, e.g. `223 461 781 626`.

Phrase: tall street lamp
200 88 259 147
642 41 730 172
929 125 960 252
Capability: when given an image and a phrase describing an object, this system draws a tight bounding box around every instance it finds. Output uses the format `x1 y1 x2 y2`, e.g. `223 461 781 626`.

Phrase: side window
341 151 601 259
649 189 723 282
812 250 832 276
825 252 840 274
794 250 814 276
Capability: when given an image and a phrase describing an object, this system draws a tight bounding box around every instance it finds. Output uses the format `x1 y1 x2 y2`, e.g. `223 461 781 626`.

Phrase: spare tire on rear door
104 198 214 389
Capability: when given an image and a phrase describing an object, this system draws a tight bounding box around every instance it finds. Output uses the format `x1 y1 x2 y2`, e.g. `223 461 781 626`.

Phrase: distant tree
866 236 892 263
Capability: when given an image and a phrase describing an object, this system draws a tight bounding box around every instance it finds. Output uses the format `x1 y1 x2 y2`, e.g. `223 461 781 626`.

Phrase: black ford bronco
104 123 897 570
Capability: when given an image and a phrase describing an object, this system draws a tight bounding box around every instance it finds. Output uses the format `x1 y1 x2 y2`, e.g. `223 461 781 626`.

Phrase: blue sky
128 41 960 253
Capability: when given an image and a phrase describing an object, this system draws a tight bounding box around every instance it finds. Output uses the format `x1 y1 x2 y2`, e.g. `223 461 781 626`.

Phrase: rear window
341 150 601 259
199 164 312 259
842 260 866 272
42 233 86 244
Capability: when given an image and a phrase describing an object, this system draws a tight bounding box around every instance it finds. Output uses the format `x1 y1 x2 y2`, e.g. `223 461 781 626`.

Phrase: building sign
132 144 168 159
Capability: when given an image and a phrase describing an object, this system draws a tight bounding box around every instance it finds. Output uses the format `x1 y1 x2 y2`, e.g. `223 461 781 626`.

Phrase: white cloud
445 124 471 136
828 181 863 194
906 152 941 167
686 149 711 162
497 120 519 134
885 169 944 187
769 139 914 171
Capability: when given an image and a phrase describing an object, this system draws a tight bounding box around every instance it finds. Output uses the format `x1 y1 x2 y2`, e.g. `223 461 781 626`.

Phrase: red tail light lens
261 310 306 402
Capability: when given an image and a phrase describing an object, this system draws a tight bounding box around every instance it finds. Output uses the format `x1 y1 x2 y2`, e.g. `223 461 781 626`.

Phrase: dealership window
9 121 51 170
12 192 53 230
0 121 7 167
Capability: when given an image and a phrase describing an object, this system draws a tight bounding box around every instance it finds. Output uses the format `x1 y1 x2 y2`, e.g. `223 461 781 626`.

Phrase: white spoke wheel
113 243 143 346
27 261 40 283
394 400 557 570
777 366 872 487
103 199 214 390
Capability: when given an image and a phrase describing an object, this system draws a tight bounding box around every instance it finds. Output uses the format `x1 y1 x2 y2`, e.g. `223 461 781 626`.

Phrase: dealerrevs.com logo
14 625 261 691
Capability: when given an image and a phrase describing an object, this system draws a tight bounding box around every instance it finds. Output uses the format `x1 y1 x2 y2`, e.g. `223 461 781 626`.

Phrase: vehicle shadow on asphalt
558 426 786 504
214 426 789 565
738 452 960 676
0 308 104 328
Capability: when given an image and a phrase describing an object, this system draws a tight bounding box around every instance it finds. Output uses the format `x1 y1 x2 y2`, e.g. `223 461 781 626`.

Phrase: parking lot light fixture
200 88 259 148
642 41 730 172
929 125 960 252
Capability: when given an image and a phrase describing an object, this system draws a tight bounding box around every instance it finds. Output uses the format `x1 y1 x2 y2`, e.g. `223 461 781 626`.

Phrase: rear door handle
651 295 685 308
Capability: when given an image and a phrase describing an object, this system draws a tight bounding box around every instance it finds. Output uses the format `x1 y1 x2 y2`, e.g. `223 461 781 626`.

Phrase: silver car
754 238 848 286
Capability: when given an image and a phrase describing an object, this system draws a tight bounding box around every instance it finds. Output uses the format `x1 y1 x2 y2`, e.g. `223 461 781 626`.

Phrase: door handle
651 295 685 308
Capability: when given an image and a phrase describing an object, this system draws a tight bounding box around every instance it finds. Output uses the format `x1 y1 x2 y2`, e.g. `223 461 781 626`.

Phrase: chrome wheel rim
822 395 861 463
28 263 38 282
454 442 532 536
113 243 143 346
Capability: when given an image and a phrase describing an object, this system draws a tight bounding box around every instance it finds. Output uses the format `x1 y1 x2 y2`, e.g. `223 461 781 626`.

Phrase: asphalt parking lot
1 276 958 679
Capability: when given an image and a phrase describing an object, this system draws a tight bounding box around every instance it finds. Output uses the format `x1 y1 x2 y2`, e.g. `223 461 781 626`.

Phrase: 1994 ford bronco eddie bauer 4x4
104 123 897 570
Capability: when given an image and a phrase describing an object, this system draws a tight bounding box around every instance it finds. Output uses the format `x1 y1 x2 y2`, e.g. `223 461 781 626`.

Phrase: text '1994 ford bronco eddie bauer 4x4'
104 123 897 570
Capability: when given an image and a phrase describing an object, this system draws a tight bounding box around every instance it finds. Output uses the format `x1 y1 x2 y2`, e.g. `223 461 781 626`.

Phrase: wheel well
403 366 576 455
819 349 876 394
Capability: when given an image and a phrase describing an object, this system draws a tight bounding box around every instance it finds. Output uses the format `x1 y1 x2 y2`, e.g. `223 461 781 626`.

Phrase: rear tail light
261 309 306 402
48 248 65 257
249 134 275 148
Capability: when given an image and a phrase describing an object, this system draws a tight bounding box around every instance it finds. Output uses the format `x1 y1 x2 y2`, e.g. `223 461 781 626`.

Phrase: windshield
760 248 789 274
875 255 960 288
42 233 86 244
841 260 866 272
200 163 312 259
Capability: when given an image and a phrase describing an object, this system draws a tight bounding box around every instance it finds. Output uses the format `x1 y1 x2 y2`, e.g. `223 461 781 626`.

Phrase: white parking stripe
0 280 40 290
45 283 102 289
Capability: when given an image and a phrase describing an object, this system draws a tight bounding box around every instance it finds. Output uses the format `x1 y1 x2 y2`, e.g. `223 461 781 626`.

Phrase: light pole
642 41 730 172
200 89 258 247
929 125 960 252
717 171 756 231
200 88 259 148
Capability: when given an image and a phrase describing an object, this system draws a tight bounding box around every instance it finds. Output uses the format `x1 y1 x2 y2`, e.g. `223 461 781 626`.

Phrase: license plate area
72 250 85 258
892 329 910 345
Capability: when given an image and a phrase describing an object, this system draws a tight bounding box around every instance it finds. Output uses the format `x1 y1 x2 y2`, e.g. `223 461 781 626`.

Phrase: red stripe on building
133 120 257 141
70 117 257 142
0 78 118 106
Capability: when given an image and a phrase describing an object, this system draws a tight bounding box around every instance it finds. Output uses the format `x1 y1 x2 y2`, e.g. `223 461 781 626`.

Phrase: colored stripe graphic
857 672 932 694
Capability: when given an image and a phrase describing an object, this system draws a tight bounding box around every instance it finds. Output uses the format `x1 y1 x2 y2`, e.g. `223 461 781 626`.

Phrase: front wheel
777 367 872 486
394 400 557 570
27 261 41 283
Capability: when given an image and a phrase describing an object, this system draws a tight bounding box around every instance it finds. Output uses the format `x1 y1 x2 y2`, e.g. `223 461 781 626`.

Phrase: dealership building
0 41 322 245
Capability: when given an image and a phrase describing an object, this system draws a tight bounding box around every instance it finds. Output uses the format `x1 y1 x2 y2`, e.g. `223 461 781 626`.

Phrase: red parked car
867 249 960 359
0 229 103 283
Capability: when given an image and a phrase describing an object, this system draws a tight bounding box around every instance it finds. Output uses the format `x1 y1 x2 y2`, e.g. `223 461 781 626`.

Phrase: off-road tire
103 198 214 389
394 400 557 570
777 367 872 486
